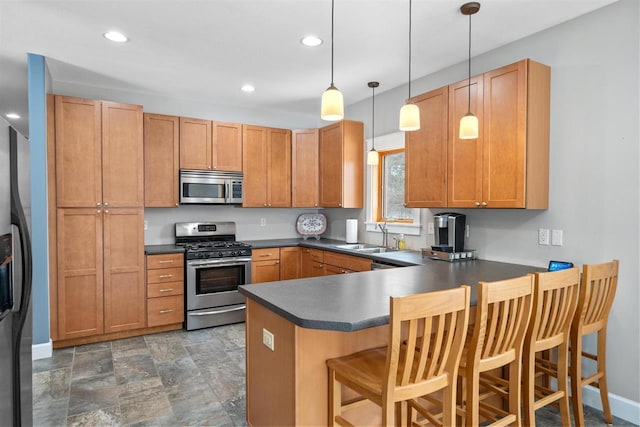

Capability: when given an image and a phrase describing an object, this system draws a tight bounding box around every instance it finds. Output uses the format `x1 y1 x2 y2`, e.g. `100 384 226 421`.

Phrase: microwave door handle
225 181 231 204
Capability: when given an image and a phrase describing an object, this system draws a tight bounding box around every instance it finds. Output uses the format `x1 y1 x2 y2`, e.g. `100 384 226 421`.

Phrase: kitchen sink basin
334 244 398 253
334 244 374 250
354 247 398 253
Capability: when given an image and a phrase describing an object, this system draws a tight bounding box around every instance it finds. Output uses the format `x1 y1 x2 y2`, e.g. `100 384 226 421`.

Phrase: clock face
296 213 327 236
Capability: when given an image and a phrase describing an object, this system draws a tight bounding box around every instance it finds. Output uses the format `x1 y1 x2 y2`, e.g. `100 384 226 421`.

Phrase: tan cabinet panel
280 247 300 280
146 253 183 269
180 117 212 170
292 129 319 208
267 128 292 207
148 296 184 327
242 125 268 207
212 121 243 172
146 253 185 328
144 113 180 207
54 96 102 208
102 102 144 207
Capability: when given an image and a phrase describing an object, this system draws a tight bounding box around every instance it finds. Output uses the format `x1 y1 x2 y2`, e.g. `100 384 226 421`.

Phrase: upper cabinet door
291 129 319 208
482 61 527 208
405 87 448 208
267 128 292 208
242 125 268 207
447 75 484 208
319 122 344 207
212 121 243 172
55 96 102 208
180 117 212 170
144 113 180 207
102 102 144 208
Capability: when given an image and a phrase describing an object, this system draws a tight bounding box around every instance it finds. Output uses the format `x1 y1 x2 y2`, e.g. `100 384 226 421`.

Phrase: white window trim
365 131 421 236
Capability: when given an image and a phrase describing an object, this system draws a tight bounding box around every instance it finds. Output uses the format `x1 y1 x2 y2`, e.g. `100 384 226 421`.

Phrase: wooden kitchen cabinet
405 87 449 208
300 248 324 278
292 129 320 208
242 125 292 208
448 59 550 209
251 248 281 283
146 253 184 328
280 247 301 280
180 117 212 170
144 113 179 207
319 120 364 208
323 251 372 275
50 95 146 343
180 117 243 172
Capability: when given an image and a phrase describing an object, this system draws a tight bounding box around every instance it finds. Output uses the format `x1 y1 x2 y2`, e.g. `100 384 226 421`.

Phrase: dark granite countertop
238 259 544 332
144 244 185 255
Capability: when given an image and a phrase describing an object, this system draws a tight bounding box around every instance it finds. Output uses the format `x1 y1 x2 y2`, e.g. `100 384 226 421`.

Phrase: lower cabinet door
147 295 184 327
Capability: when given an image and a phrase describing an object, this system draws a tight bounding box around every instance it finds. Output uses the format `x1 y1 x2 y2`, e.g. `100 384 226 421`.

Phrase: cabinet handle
263 204 267 207
96 202 102 207
158 260 174 264
403 202 407 207
475 202 480 207
104 210 109 214
268 204 272 207
159 288 174 292
338 203 342 207
275 261 279 264
159 274 173 279
481 202 487 207
159 309 174 314
175 203 179 207
96 209 101 214
104 202 109 207
259 254 272 257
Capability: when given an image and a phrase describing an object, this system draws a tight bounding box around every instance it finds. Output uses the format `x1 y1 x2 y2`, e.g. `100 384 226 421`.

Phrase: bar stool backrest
575 260 619 335
385 285 470 402
470 275 534 371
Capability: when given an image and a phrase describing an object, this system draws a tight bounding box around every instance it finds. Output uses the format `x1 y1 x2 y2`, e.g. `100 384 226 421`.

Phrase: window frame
375 148 413 224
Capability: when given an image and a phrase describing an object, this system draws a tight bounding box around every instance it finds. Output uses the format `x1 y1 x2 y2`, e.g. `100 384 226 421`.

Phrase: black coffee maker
432 213 466 253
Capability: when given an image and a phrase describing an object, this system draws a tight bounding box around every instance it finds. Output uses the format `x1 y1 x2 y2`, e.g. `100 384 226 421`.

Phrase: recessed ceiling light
301 35 323 47
103 31 128 43
6 113 20 119
241 84 255 93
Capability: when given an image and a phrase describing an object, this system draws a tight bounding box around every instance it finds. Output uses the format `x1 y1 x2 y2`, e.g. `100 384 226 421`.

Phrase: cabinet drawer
147 267 184 284
323 251 372 272
302 247 324 262
252 248 280 261
147 281 184 298
147 295 184 327
147 253 184 269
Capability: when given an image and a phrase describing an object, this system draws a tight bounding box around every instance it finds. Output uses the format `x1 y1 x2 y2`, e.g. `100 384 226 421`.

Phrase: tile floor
32 322 636 426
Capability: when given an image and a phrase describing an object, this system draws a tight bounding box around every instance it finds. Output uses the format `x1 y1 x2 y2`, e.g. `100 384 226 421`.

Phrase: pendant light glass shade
399 0 420 131
321 84 344 121
399 103 420 131
321 0 344 121
459 2 480 140
459 113 479 139
367 149 379 165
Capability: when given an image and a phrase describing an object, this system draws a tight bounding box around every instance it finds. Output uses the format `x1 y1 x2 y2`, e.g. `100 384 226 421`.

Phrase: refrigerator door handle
10 226 21 312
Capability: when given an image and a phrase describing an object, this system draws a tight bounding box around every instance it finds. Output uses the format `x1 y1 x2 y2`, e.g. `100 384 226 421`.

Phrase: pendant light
367 81 380 166
398 0 420 131
321 0 344 121
459 2 480 139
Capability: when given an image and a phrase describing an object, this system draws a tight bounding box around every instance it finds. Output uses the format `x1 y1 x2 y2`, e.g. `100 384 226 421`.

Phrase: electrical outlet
552 229 563 246
465 224 470 238
260 218 266 227
427 222 434 235
538 228 550 245
144 220 148 231
262 328 274 351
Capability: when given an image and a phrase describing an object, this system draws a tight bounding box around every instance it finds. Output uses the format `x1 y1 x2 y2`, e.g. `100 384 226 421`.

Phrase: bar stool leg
597 329 613 424
523 347 536 426
329 368 340 427
557 341 572 426
509 359 522 425
570 333 585 427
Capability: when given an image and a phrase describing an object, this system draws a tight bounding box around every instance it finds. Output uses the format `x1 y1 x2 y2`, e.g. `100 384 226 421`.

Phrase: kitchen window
376 149 413 223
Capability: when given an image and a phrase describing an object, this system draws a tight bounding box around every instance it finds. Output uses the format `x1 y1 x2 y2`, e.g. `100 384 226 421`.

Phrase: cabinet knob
314 204 318 207
268 204 272 207
208 166 212 170
104 202 109 207
403 203 407 207
475 202 481 207
175 203 179 207
275 261 279 264
481 201 487 207
338 203 342 207
96 202 102 207
96 209 101 214
263 204 267 207
104 209 109 214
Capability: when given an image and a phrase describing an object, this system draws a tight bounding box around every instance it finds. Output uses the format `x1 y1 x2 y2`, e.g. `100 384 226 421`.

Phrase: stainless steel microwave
179 169 243 205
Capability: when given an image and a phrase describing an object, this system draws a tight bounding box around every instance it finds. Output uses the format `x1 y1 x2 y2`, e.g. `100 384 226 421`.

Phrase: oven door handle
188 305 246 316
188 258 252 268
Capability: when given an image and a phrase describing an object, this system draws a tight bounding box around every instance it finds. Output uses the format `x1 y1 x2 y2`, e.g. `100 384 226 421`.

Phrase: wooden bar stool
523 267 580 426
326 286 470 427
457 275 534 426
570 260 619 426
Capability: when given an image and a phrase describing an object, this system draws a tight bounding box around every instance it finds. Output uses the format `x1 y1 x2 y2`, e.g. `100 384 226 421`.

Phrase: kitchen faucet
377 221 388 248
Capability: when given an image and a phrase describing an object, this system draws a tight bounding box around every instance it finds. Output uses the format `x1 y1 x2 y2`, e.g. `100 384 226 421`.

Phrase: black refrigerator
0 125 33 426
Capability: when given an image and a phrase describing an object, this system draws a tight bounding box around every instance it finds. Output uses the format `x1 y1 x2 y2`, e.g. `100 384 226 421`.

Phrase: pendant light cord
331 0 335 85
408 0 412 100
467 12 472 114
372 85 376 150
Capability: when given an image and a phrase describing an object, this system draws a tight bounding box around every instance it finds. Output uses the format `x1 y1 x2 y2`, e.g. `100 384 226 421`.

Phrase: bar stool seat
327 286 470 427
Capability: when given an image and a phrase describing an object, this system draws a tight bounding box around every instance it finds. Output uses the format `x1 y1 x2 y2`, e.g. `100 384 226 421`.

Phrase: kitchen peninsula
238 259 543 426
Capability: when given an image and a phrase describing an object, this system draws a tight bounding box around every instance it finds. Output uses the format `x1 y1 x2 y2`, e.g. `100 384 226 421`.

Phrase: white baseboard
581 384 640 425
32 339 52 360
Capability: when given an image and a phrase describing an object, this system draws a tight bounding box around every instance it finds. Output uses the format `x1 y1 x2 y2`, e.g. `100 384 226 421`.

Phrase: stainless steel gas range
175 222 251 330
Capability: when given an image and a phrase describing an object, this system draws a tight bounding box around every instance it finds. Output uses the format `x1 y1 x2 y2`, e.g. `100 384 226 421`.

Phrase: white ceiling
0 0 618 137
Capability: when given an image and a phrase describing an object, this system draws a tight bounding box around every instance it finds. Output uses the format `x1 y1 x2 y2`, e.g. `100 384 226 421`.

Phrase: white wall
348 0 640 404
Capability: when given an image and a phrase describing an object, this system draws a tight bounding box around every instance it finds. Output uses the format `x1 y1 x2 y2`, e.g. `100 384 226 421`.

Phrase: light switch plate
262 328 274 351
538 228 550 245
427 223 434 235
552 229 563 246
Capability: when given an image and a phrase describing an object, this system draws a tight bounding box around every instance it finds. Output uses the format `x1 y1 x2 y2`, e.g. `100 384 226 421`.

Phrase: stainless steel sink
355 247 398 253
334 244 398 253
334 244 374 250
